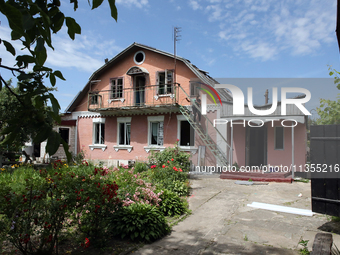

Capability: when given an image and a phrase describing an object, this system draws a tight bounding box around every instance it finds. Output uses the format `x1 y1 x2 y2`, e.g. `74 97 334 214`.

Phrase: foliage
298 239 310 255
148 161 189 196
0 79 54 155
148 140 190 171
0 0 118 161
111 203 170 243
316 67 340 125
72 149 86 165
0 160 120 254
159 189 188 217
133 161 149 173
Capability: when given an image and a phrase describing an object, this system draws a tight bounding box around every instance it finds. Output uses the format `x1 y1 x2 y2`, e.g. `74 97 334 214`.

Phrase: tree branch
0 64 25 74
0 76 26 107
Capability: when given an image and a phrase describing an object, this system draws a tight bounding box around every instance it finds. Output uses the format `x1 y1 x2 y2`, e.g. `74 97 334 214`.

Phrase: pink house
59 43 307 173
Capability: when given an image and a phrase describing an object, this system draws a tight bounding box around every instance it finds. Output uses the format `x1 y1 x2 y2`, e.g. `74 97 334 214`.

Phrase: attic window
134 51 145 65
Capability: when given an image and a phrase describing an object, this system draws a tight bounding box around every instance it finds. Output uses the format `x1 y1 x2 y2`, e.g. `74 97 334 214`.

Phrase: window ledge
154 94 175 100
144 146 166 153
179 146 198 155
109 98 125 104
89 144 107 151
114 145 133 153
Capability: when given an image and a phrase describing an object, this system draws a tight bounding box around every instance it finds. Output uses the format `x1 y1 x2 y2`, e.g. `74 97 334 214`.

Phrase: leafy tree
0 79 55 164
0 0 118 161
316 67 340 124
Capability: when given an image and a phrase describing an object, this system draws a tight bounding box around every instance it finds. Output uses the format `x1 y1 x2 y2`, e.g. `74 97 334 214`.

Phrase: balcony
88 84 181 115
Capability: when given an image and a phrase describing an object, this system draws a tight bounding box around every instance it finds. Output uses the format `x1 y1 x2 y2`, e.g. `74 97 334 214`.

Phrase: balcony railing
88 84 180 112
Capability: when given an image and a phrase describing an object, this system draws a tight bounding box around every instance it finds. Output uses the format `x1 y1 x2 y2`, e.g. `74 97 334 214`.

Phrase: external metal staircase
177 85 232 168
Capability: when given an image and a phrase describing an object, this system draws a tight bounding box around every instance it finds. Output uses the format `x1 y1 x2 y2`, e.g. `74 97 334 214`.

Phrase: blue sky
0 0 339 114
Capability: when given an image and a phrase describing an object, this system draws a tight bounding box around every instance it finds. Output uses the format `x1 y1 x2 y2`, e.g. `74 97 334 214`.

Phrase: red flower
177 139 179 142
162 165 165 168
85 238 90 248
179 169 183 172
167 160 170 163
171 158 174 161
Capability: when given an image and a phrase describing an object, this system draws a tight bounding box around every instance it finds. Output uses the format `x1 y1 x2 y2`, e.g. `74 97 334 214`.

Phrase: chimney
264 89 269 104
105 58 108 63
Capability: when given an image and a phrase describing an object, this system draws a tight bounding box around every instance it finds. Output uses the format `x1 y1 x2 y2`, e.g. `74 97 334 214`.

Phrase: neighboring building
57 42 307 171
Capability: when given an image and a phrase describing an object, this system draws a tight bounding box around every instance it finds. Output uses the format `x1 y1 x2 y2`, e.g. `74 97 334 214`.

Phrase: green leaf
51 12 65 33
50 73 56 86
92 0 104 9
107 0 118 21
2 40 15 56
65 17 81 40
0 2 24 36
53 70 66 81
46 131 61 155
49 93 60 116
35 45 47 66
34 125 52 144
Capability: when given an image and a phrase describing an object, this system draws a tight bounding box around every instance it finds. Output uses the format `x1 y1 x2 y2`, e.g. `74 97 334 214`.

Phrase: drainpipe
75 118 78 156
292 122 295 179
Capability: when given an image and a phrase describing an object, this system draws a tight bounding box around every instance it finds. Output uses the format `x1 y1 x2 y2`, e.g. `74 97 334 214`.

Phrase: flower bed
0 143 191 254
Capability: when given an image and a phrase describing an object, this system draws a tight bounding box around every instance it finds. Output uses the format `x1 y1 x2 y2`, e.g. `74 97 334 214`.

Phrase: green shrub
111 203 170 242
148 140 190 172
133 161 148 173
159 190 188 217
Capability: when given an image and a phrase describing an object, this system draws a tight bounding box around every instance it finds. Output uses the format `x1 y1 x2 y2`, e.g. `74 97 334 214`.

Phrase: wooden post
311 233 333 255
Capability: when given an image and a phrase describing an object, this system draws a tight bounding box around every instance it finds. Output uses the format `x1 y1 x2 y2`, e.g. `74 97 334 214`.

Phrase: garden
0 142 191 255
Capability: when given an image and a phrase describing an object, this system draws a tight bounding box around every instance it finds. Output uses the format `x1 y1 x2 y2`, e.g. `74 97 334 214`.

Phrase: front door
246 126 267 167
135 76 145 106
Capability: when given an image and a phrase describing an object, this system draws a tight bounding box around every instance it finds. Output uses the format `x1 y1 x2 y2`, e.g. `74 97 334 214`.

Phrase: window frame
114 117 133 152
176 115 197 154
110 77 124 99
157 70 174 95
274 126 284 150
144 116 165 152
89 118 107 151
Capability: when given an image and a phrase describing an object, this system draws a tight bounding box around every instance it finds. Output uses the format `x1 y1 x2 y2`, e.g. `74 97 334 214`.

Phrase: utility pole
174 26 181 84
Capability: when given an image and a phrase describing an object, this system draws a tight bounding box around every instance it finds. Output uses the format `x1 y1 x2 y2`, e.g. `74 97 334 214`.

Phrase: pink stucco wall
232 120 307 168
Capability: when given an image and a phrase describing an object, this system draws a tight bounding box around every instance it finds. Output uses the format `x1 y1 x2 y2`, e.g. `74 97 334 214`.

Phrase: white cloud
193 0 336 61
189 0 202 10
116 0 148 8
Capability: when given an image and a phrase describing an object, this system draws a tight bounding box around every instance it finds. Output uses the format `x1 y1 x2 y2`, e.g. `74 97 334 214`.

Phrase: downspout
75 118 78 156
292 121 295 179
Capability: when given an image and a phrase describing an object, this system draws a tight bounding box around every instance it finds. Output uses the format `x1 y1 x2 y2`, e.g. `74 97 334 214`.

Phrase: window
119 122 131 145
147 116 164 146
179 121 194 146
134 51 145 65
275 126 284 150
90 118 106 151
90 94 98 105
94 123 105 144
59 128 69 144
158 70 173 95
111 78 123 99
114 117 133 152
190 81 200 97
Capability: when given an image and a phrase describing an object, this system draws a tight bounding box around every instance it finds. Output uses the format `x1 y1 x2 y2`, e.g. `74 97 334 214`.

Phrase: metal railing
88 84 180 110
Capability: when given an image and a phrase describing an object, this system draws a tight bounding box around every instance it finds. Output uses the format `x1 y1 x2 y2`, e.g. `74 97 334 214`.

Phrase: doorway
246 126 267 167
135 76 145 106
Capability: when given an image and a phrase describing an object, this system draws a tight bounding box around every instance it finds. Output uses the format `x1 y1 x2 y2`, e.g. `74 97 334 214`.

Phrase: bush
148 140 190 172
0 160 120 253
159 190 188 217
111 203 170 242
133 161 148 173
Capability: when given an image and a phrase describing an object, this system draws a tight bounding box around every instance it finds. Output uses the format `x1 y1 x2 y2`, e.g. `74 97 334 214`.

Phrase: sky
0 0 339 115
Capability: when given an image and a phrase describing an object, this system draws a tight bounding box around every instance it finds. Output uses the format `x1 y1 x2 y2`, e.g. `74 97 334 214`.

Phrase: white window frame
114 117 133 152
157 70 174 96
89 118 107 151
176 115 197 154
144 116 165 153
274 126 284 150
